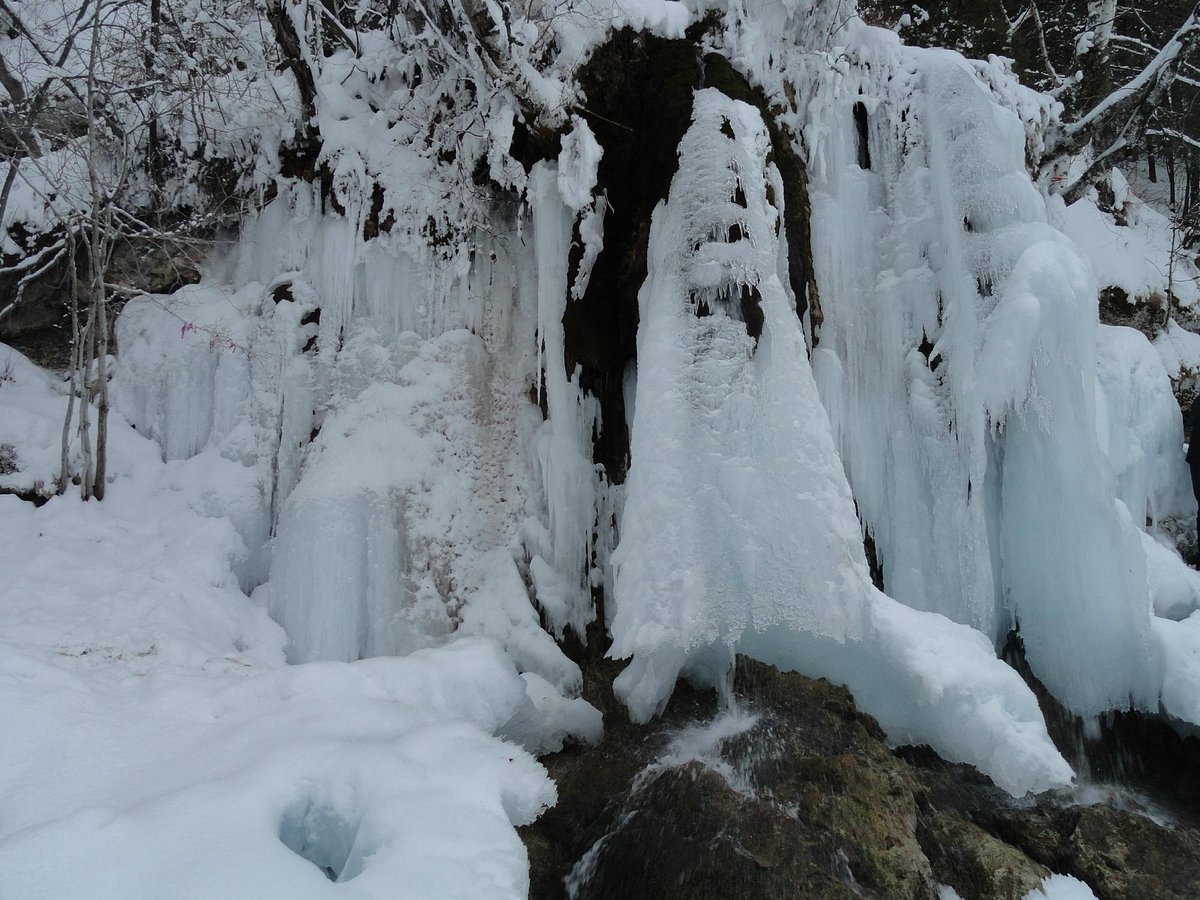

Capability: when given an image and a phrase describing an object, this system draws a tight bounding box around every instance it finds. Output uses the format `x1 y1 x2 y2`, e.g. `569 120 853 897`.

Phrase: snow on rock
0 343 68 494
258 329 482 663
458 549 588 695
610 89 1069 796
557 116 603 211
1022 874 1100 899
1141 530 1200 620
1154 316 1200 383
1154 611 1200 725
1056 185 1200 310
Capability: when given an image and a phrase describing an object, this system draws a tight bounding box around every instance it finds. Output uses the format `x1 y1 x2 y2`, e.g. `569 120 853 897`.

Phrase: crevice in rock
563 30 702 484
853 100 872 170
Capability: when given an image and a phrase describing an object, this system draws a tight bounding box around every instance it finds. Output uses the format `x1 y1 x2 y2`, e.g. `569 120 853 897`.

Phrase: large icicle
525 163 605 642
804 27 1166 716
610 89 1069 795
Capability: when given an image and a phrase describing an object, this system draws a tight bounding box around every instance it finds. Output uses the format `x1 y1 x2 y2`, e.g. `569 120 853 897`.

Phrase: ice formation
0 340 588 898
107 11 1200 795
939 876 1100 900
798 24 1193 718
12 9 1200 898
609 88 1070 794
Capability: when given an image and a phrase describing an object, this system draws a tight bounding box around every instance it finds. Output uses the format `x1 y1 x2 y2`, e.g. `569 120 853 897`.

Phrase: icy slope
609 89 1069 795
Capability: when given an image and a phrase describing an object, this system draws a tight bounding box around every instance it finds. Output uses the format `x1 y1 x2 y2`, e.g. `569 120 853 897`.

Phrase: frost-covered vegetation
6 0 1200 896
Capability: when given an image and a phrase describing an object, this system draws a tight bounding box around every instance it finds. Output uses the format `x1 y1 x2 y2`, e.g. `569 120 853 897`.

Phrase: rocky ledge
523 658 1200 900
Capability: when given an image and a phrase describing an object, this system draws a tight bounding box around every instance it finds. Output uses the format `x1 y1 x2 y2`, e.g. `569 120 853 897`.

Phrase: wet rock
919 808 1048 900
995 805 1200 900
525 658 1200 900
569 761 878 900
527 660 991 898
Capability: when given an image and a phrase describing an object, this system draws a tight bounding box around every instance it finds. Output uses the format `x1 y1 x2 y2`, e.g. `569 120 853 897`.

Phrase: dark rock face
563 30 704 483
558 31 818 483
525 659 1200 900
994 805 1200 900
1097 285 1170 343
566 665 936 900
1 232 202 369
570 761 894 900
1002 631 1200 824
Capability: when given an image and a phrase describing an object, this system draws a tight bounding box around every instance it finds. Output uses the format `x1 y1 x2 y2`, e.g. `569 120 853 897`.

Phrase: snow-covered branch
1044 3 1200 202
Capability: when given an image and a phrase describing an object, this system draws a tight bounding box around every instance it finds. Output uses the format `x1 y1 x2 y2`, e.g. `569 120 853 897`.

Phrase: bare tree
1 0 283 498
1039 4 1200 202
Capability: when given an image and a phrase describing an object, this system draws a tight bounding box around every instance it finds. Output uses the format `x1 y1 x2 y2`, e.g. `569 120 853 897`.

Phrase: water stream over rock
524 658 1200 900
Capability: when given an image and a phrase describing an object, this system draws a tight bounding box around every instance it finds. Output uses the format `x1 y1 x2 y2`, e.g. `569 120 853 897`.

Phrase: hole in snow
279 797 367 883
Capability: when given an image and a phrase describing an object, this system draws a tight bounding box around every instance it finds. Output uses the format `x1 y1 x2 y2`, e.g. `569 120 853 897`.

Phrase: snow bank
0 372 572 898
610 89 1069 795
1154 316 1200 382
944 873 1098 899
1057 186 1200 309
0 343 68 494
0 632 555 899
1023 874 1100 899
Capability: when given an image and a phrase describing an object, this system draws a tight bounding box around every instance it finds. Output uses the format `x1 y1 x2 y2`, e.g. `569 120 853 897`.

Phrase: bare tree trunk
91 235 109 500
1188 154 1198 217
1026 1 1058 81
59 231 80 494
78 0 103 500
1170 148 1178 208
265 0 320 140
146 0 163 209
77 299 95 500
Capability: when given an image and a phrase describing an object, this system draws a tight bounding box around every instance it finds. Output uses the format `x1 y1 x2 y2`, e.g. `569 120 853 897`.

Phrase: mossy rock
920 807 1048 900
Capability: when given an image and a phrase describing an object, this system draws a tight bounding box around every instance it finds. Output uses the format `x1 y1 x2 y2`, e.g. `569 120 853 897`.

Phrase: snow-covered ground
0 339 600 898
